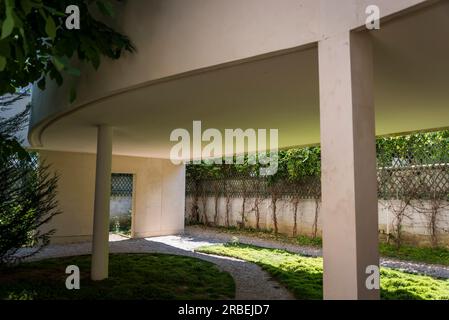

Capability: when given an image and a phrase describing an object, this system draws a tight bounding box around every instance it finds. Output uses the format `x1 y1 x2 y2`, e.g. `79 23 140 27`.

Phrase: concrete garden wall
186 196 449 246
110 196 132 217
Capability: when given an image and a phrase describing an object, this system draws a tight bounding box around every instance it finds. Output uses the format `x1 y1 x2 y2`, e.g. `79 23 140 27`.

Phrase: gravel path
21 233 294 300
185 226 449 279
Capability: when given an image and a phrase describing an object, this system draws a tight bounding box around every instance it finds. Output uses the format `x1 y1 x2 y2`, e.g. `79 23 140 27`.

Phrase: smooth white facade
30 0 449 299
39 150 185 243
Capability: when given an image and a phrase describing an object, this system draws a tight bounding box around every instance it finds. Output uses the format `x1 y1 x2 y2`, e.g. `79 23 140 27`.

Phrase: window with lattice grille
111 173 133 197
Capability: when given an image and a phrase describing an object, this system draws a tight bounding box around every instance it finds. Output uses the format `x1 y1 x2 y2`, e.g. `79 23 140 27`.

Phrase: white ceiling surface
38 2 449 159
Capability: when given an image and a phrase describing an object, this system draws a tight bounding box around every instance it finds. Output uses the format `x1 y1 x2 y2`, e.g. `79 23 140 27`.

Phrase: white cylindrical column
91 125 113 281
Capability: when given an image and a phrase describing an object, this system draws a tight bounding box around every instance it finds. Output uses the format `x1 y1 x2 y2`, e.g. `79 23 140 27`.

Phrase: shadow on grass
196 243 449 300
0 253 235 300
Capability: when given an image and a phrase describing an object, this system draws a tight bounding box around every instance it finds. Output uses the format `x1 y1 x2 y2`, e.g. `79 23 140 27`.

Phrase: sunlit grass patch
197 243 449 300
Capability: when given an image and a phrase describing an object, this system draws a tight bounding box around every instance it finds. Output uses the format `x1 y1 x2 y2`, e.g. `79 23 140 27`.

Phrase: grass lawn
196 243 449 300
0 253 235 300
195 225 449 266
379 243 449 266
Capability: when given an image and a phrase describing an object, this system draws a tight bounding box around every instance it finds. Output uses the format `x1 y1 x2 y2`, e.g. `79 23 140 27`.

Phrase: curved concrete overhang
30 0 448 158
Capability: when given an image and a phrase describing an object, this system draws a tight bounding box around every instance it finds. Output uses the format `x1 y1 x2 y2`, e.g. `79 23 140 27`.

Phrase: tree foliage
187 148 322 183
285 147 321 181
0 106 59 265
0 1 135 263
0 0 135 99
376 131 449 167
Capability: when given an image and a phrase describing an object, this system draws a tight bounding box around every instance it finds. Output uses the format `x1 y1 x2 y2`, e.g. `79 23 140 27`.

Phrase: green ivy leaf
45 16 56 39
1 13 15 39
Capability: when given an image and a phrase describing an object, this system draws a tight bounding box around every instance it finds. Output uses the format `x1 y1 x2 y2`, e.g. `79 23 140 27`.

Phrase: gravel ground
20 233 294 300
185 226 449 279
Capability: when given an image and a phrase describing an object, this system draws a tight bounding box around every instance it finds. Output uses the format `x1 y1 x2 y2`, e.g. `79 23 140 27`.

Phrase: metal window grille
111 174 133 197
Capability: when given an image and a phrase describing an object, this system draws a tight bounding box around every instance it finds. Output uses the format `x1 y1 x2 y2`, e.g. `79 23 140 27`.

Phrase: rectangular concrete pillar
318 31 380 299
91 125 113 281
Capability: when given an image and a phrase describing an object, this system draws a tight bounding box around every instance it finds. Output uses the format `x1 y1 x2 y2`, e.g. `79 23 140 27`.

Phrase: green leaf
11 10 23 29
97 1 115 17
1 13 15 39
52 56 80 77
45 16 56 39
20 0 34 15
52 56 66 71
0 56 6 71
5 0 15 10
43 6 66 17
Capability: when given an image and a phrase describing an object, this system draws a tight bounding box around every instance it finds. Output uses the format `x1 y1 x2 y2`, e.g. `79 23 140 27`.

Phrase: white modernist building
29 0 449 299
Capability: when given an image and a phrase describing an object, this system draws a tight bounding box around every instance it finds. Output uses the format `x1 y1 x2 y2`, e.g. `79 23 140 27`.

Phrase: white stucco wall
186 196 449 246
39 150 185 243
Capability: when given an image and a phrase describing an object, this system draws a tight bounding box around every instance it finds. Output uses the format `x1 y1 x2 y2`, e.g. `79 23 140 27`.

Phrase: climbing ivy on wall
187 130 449 181
186 130 449 244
